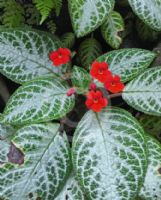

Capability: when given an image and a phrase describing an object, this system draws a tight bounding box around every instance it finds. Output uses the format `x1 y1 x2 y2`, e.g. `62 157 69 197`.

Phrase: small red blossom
67 88 76 96
89 82 97 90
49 48 71 66
104 75 125 93
85 90 108 112
90 61 112 83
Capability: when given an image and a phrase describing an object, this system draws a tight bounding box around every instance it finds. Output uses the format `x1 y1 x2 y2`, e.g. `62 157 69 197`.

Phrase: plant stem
108 92 122 99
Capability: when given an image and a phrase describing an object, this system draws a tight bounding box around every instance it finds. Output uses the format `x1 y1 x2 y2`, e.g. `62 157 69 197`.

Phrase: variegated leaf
0 29 66 84
55 173 85 200
72 107 147 200
128 0 161 31
139 135 161 200
0 123 15 140
96 48 156 82
71 66 91 94
1 76 75 125
101 11 125 49
0 123 71 200
0 123 15 163
78 38 102 70
68 0 115 37
123 67 161 116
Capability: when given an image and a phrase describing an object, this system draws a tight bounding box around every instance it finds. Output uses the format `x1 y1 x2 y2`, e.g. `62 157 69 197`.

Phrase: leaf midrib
95 113 113 192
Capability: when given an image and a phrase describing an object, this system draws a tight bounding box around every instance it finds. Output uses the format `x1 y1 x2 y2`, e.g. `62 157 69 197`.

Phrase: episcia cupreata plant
0 1 161 199
0 28 161 200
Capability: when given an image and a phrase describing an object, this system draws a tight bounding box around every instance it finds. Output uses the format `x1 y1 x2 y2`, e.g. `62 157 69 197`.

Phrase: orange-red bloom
49 48 71 66
90 61 112 83
104 75 125 93
85 90 108 112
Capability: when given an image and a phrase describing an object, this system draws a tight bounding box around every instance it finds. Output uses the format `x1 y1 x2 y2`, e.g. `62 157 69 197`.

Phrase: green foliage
1 1 161 199
139 115 161 142
68 0 115 37
71 66 91 94
61 32 75 49
47 20 57 34
128 0 161 31
72 108 147 200
139 135 161 199
123 67 161 116
0 0 24 28
78 38 102 70
136 18 160 41
101 11 125 49
0 123 71 199
33 0 62 24
24 3 40 25
1 76 75 125
97 48 156 82
0 29 64 83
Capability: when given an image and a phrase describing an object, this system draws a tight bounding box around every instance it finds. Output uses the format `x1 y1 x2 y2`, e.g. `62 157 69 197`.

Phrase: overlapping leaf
68 0 115 37
123 67 161 116
139 135 161 200
0 123 71 200
128 0 161 31
101 11 125 49
1 76 75 125
0 29 65 84
97 48 156 82
72 107 147 200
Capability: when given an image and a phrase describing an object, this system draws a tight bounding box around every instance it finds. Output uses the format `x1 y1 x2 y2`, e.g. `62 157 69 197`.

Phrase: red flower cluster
49 48 125 113
49 48 71 66
85 90 108 112
85 61 125 112
90 61 125 93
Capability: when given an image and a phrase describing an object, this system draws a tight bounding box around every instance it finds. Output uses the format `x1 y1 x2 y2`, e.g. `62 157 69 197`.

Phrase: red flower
49 48 71 66
90 61 112 83
85 90 108 112
104 75 125 93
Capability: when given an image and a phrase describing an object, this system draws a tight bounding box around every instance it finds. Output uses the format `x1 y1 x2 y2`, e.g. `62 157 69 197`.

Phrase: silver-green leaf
139 135 161 200
128 0 161 31
0 28 65 84
96 48 156 82
68 0 115 37
0 124 15 163
0 123 71 200
71 66 91 94
123 67 161 116
55 173 86 200
1 76 75 125
72 107 147 200
101 11 125 49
